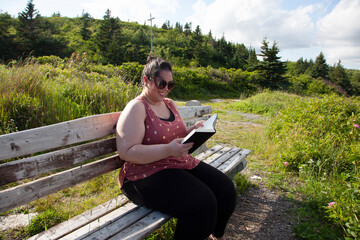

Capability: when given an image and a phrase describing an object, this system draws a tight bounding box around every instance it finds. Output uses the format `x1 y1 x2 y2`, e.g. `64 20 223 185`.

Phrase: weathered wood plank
177 105 211 119
62 203 145 240
219 149 250 174
195 145 224 161
0 155 123 213
0 112 121 161
80 205 154 240
209 147 241 169
107 211 171 240
0 138 117 186
202 146 231 165
28 195 129 240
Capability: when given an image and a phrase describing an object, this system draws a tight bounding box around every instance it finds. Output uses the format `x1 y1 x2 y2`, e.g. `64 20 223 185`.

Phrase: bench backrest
0 105 211 213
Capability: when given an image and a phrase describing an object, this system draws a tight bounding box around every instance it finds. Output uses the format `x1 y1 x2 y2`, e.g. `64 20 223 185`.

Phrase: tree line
0 0 359 95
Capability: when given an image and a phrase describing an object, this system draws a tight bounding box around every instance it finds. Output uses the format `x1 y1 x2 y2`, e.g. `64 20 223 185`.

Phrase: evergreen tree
80 12 92 41
0 12 16 60
329 60 351 95
247 48 258 70
16 0 69 57
311 52 329 79
95 9 123 64
127 28 150 64
184 22 192 36
256 38 287 89
192 25 205 65
175 22 183 32
16 0 41 54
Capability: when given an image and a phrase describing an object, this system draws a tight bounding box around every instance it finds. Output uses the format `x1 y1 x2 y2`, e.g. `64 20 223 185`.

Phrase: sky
1 0 360 70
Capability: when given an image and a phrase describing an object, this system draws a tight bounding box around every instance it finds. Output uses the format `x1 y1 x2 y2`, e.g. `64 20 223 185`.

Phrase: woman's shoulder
123 98 146 115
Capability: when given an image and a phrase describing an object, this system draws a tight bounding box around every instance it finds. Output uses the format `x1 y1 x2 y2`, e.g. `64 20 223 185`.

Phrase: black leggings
121 161 236 240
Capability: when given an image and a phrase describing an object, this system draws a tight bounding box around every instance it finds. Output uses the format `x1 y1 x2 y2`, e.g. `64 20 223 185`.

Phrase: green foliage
311 52 329 79
266 94 360 238
145 218 177 240
268 94 360 174
0 57 141 134
256 39 288 90
287 74 336 96
234 173 252 194
171 66 257 100
224 90 300 116
26 209 66 236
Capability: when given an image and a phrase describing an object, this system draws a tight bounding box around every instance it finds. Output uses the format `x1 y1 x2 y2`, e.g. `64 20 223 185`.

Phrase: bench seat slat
0 112 120 162
0 138 117 186
108 211 171 240
28 195 129 240
0 155 123 213
218 149 250 174
209 147 241 169
195 145 224 161
62 203 148 240
202 146 231 165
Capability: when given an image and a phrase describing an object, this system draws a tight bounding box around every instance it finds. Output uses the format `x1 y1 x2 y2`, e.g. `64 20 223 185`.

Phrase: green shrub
25 209 65 236
267 94 360 238
225 90 301 116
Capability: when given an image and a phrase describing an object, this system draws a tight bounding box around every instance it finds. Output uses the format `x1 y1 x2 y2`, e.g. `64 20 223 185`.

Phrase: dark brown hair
141 55 172 85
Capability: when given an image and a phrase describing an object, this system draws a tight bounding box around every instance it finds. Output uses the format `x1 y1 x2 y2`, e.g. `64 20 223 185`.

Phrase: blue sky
1 0 360 69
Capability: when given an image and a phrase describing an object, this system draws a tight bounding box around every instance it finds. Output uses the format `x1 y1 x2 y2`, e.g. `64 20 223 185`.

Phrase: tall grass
228 91 360 239
0 56 141 134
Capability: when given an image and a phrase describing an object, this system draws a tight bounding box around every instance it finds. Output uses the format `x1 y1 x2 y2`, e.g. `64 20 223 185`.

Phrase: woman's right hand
168 138 194 157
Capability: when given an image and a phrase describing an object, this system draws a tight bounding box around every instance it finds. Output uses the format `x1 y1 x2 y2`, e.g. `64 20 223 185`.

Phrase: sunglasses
154 78 176 90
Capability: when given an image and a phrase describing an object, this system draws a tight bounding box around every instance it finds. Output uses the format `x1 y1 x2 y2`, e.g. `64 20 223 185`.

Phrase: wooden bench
0 102 250 240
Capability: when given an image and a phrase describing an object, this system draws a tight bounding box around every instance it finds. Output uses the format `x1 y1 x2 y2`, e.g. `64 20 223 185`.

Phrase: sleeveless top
118 96 200 188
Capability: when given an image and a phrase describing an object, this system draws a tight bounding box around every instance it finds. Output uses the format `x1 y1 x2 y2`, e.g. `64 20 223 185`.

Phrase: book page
202 114 217 130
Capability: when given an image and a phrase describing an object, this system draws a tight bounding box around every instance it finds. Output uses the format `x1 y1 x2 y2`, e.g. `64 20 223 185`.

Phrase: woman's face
146 70 173 101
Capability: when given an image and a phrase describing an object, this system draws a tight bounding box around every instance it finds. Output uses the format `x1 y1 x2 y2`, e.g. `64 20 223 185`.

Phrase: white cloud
317 0 360 67
187 0 317 50
84 0 179 25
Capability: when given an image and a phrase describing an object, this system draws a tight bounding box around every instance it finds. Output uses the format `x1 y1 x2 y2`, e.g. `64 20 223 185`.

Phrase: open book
181 114 218 154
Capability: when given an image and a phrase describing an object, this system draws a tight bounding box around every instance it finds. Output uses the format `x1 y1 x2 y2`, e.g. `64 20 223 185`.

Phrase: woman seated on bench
116 55 236 240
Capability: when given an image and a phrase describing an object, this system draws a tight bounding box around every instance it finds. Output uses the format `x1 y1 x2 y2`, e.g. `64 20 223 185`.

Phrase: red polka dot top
118 96 200 188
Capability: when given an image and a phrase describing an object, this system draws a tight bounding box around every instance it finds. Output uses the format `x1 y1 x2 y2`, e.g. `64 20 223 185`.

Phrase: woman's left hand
193 120 205 129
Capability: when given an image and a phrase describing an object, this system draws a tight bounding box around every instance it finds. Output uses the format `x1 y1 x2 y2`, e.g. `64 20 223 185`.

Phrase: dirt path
225 168 299 240
221 107 299 240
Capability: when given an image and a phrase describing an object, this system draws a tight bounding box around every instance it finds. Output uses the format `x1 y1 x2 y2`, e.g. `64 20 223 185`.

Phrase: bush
25 209 65 236
267 94 360 238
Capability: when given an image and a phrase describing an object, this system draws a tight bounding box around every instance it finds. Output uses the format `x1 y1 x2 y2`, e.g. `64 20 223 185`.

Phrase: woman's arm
116 100 193 165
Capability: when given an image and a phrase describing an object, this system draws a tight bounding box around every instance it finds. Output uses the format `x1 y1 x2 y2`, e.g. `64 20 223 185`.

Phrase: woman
116 56 236 240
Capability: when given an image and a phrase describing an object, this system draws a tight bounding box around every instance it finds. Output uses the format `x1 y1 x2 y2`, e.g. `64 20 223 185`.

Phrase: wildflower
354 124 360 128
328 202 335 208
283 162 289 166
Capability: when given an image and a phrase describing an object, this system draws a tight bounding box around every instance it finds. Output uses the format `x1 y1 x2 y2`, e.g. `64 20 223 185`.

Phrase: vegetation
1 1 360 239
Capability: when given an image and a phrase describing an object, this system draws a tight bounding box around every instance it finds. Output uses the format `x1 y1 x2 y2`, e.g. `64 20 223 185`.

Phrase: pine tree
256 38 287 89
95 9 123 64
80 12 92 41
311 52 329 79
16 0 41 53
330 60 351 94
0 12 16 60
184 23 192 36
